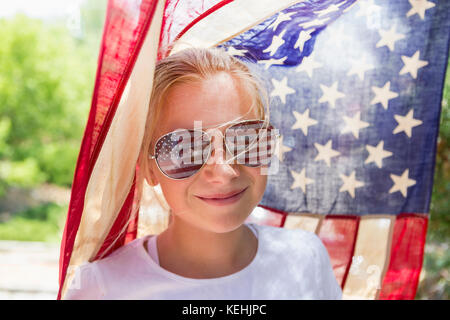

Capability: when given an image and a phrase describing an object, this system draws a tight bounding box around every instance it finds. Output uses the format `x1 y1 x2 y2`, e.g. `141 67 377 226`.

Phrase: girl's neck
155 218 258 279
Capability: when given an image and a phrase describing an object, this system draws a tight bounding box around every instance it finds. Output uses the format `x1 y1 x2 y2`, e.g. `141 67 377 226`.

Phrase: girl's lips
196 187 248 206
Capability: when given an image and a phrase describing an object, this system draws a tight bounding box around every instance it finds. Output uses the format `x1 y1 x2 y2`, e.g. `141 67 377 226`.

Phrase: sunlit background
0 0 448 299
0 0 106 299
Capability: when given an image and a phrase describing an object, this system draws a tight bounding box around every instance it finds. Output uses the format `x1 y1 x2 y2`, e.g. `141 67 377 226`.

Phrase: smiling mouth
195 187 248 206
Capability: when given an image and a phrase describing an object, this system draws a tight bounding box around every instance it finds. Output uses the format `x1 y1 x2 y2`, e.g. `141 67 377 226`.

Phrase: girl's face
148 72 268 233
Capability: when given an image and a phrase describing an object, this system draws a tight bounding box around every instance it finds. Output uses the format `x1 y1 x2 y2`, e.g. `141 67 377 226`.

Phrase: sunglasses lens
155 130 210 179
153 120 278 179
225 120 276 167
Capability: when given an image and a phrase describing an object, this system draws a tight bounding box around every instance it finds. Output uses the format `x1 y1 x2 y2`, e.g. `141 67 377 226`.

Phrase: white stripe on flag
283 213 323 234
342 215 394 300
171 0 306 54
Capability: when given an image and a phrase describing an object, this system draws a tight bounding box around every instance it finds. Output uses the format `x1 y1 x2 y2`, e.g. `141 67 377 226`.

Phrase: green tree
416 57 450 300
0 14 96 194
428 58 450 243
79 0 107 47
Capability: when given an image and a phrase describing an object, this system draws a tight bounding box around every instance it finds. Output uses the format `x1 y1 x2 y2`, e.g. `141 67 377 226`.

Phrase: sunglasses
149 119 280 180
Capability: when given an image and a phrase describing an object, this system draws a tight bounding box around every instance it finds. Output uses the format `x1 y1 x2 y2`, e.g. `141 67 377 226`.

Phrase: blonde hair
135 46 270 234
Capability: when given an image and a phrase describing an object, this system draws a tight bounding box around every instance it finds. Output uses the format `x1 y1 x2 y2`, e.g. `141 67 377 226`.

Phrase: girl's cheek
253 171 268 203
248 166 268 186
256 176 268 199
159 179 190 210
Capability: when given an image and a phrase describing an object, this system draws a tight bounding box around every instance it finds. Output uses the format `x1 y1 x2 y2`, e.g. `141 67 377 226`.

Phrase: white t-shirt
64 223 342 300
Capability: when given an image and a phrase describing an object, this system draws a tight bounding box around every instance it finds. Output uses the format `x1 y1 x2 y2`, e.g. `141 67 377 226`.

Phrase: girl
64 47 342 300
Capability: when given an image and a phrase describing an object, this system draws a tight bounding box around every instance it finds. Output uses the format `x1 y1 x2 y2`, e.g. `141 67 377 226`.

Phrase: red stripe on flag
245 205 287 227
57 0 158 300
317 215 360 288
158 0 227 59
379 214 428 300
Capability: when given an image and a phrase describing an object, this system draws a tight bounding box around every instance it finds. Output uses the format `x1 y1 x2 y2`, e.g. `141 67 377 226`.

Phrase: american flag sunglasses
148 119 280 180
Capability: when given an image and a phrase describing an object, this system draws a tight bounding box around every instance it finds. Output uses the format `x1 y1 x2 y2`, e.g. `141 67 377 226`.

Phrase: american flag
58 0 450 300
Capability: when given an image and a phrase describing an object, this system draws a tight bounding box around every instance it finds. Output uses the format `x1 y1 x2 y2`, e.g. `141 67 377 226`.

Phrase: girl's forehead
158 73 258 133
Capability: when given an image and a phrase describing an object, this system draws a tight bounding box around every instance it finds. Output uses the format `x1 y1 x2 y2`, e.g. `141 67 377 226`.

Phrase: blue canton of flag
220 0 450 216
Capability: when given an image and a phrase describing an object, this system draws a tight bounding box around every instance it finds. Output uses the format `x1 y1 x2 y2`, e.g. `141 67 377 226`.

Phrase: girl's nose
200 129 240 182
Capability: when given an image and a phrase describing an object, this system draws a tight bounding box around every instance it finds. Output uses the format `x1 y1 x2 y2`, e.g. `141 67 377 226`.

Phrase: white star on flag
370 81 399 110
376 24 405 52
290 168 314 193
258 56 287 70
406 0 436 20
291 109 318 135
319 81 345 108
268 11 295 31
314 4 341 17
365 141 393 168
270 76 296 104
339 171 365 198
399 50 429 79
295 55 322 78
393 109 423 138
294 29 315 53
341 112 370 139
227 47 247 57
263 29 287 56
274 134 292 162
314 139 340 167
347 55 375 81
299 17 330 29
389 169 416 197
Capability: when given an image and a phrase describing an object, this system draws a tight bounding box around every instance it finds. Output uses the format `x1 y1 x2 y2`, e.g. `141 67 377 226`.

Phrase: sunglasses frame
149 119 280 180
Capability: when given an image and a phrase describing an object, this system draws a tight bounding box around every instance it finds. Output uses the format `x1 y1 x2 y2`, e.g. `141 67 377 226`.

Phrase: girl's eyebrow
189 116 251 130
166 116 262 133
163 120 224 132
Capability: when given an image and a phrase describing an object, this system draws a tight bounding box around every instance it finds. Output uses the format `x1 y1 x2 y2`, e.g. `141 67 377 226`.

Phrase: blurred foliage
0 1 105 238
78 0 108 47
417 242 450 299
0 2 106 196
416 57 450 300
427 58 450 243
0 202 67 242
0 2 106 242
